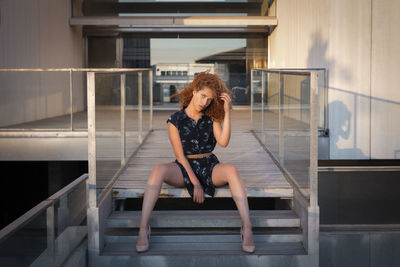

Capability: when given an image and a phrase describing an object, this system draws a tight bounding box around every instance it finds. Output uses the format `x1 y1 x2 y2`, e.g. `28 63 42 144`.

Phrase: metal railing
85 69 153 206
0 68 153 202
0 68 154 260
0 174 88 267
0 68 153 133
251 68 320 207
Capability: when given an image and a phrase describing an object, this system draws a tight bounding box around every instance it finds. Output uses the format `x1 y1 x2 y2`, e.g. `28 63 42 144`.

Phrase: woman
136 72 255 253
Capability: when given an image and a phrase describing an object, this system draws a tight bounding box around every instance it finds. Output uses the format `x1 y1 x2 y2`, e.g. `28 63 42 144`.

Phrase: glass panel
95 72 122 196
141 70 152 133
0 209 47 266
317 69 326 129
71 71 88 130
251 69 263 137
263 72 280 158
0 71 72 130
253 70 316 199
281 73 311 198
125 72 141 156
0 177 88 267
51 180 87 263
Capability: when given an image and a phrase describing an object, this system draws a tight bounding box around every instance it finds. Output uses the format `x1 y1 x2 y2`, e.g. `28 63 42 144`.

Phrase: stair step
104 233 303 244
107 210 300 228
102 241 306 256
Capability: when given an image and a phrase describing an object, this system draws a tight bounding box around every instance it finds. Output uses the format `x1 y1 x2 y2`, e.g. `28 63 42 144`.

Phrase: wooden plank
104 233 303 244
107 210 300 229
108 130 293 197
112 188 293 198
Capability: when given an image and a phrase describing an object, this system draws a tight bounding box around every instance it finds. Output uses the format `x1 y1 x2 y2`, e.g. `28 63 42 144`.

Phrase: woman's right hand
193 184 205 203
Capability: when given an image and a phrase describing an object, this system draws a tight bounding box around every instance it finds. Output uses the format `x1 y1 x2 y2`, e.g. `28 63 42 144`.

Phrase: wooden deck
111 129 293 199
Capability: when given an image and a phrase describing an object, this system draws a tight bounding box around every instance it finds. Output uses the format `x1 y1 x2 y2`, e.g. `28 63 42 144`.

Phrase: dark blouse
166 107 220 197
167 107 217 155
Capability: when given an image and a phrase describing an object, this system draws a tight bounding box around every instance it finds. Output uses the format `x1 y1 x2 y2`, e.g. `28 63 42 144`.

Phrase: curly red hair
172 72 231 122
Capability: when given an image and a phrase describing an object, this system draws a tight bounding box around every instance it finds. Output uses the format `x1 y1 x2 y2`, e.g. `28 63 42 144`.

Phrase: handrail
0 173 88 243
0 200 53 242
253 67 328 130
48 173 88 200
253 68 312 75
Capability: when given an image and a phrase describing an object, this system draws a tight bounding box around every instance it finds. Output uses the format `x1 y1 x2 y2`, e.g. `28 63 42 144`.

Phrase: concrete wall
268 0 400 159
370 1 400 159
320 231 400 267
0 0 84 127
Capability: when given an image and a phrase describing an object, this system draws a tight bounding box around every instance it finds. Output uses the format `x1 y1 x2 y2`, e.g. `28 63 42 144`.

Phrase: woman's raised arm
213 92 232 147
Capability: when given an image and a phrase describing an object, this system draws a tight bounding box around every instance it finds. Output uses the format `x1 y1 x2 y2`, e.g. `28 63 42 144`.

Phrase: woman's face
191 86 215 112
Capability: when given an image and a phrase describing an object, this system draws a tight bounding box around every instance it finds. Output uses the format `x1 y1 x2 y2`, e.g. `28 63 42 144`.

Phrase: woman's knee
227 164 239 175
226 164 240 181
149 164 168 183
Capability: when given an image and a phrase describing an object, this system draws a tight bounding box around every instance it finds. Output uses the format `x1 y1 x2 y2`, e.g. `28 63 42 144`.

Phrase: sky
150 38 246 65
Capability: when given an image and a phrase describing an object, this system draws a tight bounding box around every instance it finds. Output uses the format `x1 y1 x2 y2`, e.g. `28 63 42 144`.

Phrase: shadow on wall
307 32 367 159
329 100 366 159
307 32 400 159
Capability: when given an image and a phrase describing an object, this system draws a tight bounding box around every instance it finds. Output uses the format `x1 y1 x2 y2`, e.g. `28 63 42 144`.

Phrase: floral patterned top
167 107 217 155
167 106 220 197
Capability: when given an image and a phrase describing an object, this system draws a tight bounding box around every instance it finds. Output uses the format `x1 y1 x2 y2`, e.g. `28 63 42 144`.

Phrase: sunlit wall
0 0 84 127
268 0 400 160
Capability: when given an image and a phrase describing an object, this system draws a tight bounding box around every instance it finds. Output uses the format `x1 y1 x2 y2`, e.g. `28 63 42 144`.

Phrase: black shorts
174 153 220 198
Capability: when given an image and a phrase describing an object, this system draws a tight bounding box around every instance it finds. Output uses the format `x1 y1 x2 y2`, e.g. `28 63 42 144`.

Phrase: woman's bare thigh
211 163 231 187
160 162 185 188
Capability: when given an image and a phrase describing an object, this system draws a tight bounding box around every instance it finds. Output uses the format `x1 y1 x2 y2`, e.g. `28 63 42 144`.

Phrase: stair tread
102 241 306 256
107 210 300 228
105 228 302 234
109 209 298 219
104 233 303 244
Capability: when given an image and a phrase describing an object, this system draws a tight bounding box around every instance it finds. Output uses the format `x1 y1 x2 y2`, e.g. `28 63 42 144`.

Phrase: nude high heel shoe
241 226 255 253
136 225 151 253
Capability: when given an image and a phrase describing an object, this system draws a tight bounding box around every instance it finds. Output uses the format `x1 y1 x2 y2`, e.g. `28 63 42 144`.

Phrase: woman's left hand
220 93 232 113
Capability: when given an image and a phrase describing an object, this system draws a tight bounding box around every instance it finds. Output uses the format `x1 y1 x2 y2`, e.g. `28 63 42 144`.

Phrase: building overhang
70 16 277 27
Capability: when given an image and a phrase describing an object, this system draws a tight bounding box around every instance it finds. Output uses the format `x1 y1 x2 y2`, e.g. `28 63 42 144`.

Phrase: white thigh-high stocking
139 183 162 229
232 196 254 247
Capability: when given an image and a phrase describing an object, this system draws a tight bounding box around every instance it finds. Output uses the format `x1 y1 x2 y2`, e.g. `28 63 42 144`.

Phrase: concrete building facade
268 0 400 160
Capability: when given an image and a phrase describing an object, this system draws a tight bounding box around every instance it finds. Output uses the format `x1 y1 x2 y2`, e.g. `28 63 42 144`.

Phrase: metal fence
251 68 321 207
0 174 88 267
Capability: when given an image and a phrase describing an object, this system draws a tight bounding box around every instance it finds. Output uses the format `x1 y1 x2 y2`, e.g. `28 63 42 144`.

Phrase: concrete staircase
102 209 305 256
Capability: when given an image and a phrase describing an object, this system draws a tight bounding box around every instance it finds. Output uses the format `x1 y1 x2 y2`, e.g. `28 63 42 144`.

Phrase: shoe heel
241 226 255 253
136 225 151 253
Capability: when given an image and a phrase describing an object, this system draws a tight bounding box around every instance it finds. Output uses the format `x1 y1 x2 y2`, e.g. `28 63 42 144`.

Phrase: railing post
87 72 97 208
86 71 100 260
308 71 320 267
121 73 126 166
138 72 143 144
58 195 68 234
278 73 284 164
46 203 55 262
250 70 254 128
69 69 74 131
261 71 265 133
310 71 319 209
149 70 153 130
